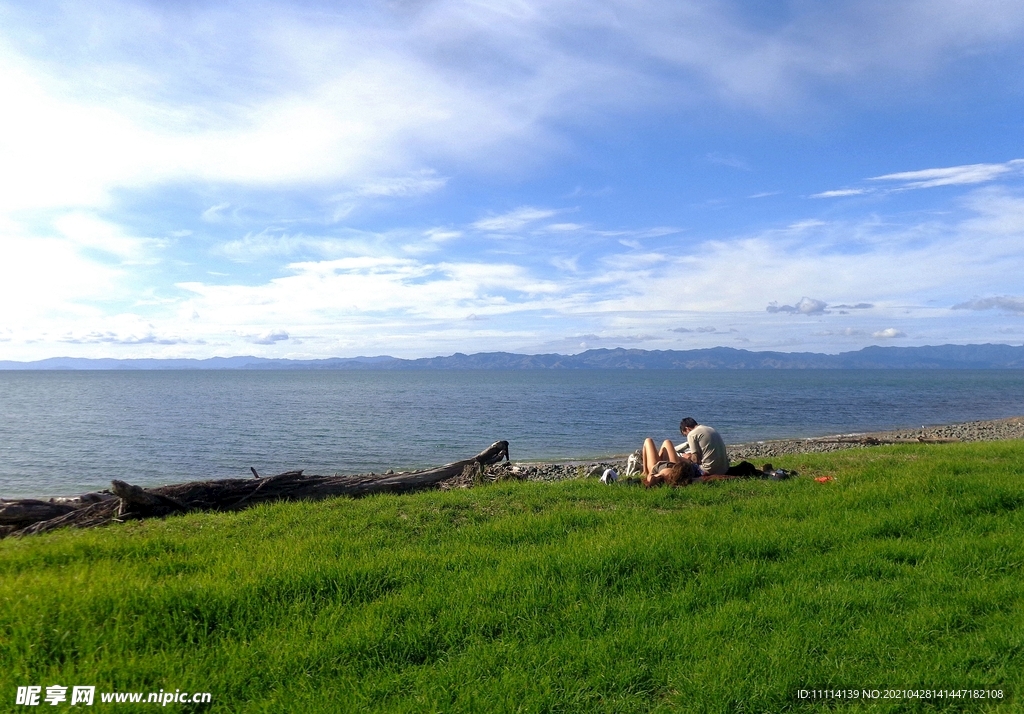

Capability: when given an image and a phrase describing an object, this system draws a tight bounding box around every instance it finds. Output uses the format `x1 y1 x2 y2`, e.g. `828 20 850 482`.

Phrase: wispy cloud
215 231 382 262
952 296 1024 313
170 189 1024 356
5 2 1024 359
59 331 200 345
53 213 162 263
201 203 232 223
670 326 721 333
473 207 558 232
706 152 750 171
815 159 1024 199
811 188 869 199
338 171 448 200
5 184 1024 358
5 0 1023 222
815 328 867 337
423 228 462 243
871 160 1024 189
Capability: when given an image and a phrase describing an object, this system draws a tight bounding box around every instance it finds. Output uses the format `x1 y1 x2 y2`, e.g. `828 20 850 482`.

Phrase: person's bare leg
643 438 681 477
660 440 680 464
642 438 660 476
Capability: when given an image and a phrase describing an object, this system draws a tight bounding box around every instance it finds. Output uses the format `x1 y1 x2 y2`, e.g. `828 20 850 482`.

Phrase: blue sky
3 0 1024 359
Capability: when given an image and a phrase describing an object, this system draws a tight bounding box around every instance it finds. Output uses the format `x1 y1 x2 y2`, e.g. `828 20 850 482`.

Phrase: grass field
2 442 1023 712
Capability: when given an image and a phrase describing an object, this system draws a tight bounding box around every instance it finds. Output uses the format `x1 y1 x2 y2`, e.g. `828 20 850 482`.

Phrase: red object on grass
815 476 834 483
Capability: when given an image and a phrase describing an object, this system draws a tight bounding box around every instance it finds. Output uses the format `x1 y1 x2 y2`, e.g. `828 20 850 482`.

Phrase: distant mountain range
3 344 1024 370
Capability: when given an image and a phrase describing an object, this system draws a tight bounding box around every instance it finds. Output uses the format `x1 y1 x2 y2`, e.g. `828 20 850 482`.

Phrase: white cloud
5 183 1024 358
787 219 827 231
5 0 1021 224
870 159 1024 189
215 231 383 262
0 233 125 330
201 203 232 223
952 296 1024 313
424 228 463 243
811 188 869 198
53 213 160 263
0 51 149 214
872 328 906 338
5 2 1024 359
174 255 563 337
473 207 558 232
250 330 290 345
55 312 201 346
59 331 197 345
815 328 867 337
0 18 543 219
345 171 448 199
767 297 829 315
813 159 1024 199
551 256 580 272
582 188 1024 331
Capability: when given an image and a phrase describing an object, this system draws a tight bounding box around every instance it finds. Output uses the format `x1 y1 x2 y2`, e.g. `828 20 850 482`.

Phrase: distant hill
2 344 1024 370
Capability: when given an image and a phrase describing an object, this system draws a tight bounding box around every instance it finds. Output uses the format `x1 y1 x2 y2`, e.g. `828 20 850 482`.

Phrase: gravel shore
445 416 1024 488
728 415 1024 460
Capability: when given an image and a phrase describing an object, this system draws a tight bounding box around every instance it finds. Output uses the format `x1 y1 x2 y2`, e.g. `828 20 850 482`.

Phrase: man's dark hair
680 417 698 432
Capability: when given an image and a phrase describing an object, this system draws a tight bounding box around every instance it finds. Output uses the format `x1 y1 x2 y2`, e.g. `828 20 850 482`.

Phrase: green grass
2 442 1023 712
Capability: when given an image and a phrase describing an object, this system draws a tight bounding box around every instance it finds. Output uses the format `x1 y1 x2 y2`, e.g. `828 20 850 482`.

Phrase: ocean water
1 369 1024 498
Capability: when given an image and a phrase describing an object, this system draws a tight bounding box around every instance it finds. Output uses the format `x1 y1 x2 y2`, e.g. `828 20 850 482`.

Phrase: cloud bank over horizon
2 0 1024 359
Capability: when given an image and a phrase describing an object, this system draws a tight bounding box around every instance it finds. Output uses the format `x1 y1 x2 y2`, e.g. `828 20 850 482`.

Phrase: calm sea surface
2 369 1024 498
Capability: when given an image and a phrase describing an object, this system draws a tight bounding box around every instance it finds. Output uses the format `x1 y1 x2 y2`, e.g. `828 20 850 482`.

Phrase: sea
2 369 1024 499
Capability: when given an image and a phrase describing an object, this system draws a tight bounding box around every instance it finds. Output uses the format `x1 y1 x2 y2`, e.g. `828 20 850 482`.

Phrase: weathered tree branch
0 500 78 529
6 440 510 537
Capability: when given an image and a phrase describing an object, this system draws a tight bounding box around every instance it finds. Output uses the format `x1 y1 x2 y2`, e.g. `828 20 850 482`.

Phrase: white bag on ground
624 451 641 478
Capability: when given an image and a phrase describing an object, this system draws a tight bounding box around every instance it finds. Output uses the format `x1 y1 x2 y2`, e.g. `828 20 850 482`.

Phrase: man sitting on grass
641 417 730 486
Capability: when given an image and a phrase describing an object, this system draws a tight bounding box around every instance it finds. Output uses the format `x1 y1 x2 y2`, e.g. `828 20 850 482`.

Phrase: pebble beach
444 416 1024 488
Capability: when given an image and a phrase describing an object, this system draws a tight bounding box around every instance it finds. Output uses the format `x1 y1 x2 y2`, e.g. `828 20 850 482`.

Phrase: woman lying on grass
642 417 731 487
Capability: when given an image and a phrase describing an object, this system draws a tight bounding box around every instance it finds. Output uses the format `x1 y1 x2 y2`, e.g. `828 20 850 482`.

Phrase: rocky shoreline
728 415 1024 460
445 416 1024 488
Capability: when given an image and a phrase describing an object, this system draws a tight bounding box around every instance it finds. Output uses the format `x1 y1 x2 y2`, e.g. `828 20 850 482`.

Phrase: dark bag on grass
726 461 761 477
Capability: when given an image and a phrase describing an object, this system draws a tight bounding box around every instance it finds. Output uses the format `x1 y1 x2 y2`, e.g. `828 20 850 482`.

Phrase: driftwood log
2 440 509 538
0 499 79 529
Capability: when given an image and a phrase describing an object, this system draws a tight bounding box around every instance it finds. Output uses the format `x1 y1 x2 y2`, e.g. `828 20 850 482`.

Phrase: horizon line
2 343 1024 369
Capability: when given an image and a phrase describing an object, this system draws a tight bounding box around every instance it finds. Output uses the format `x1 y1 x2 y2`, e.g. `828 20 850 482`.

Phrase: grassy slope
1 443 1022 713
